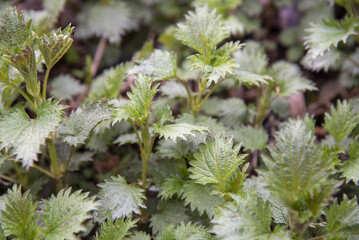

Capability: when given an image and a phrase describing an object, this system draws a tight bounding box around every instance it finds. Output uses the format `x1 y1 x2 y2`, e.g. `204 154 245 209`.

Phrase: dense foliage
0 0 359 239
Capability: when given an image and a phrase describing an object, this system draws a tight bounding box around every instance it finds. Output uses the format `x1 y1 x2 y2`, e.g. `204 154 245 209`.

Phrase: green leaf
157 105 174 127
150 200 188 233
212 192 289 240
232 69 273 87
0 8 33 56
270 61 317 96
175 5 229 54
260 119 336 221
156 223 211 240
324 195 359 239
41 188 98 240
159 175 185 200
189 135 247 192
95 218 137 240
95 175 146 222
217 98 253 127
182 181 224 216
154 123 209 143
60 102 111 147
127 231 151 240
234 126 268 151
113 75 158 124
324 100 359 144
160 80 189 98
76 2 138 43
88 63 130 100
38 24 74 69
304 16 358 60
341 141 359 185
0 185 38 240
50 74 85 100
128 50 177 81
0 99 64 168
301 47 342 72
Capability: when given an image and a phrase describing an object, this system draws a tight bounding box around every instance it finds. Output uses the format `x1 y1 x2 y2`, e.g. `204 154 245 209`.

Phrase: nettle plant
0 4 358 240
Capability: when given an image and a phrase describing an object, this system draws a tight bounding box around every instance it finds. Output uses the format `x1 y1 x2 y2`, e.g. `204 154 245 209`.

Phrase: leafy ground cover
0 0 359 239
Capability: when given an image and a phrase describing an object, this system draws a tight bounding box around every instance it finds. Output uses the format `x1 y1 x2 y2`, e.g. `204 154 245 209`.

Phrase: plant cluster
0 0 358 239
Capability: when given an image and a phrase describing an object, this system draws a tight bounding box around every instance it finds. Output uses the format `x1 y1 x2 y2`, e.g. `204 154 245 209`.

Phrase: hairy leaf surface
94 218 136 240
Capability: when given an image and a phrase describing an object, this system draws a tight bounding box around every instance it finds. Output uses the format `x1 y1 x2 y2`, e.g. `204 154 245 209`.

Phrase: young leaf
41 188 98 240
88 63 130 100
50 74 85 100
60 102 111 147
157 105 174 127
76 2 138 43
128 50 177 81
159 175 185 200
234 126 268 151
189 135 247 192
160 80 189 98
175 5 228 54
324 195 359 239
301 47 342 72
324 100 359 144
217 98 252 127
341 141 359 185
156 223 211 240
0 185 38 240
94 217 137 240
95 175 146 222
38 24 74 69
113 75 158 124
270 61 317 96
304 16 358 60
212 192 289 240
182 181 224 216
154 123 209 143
0 99 65 168
260 119 336 221
127 231 151 240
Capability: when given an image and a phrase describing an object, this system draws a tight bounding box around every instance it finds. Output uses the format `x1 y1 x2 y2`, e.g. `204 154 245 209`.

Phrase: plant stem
198 77 226 110
12 161 23 183
176 75 193 112
4 82 36 110
131 121 144 154
42 66 51 99
255 85 272 126
140 121 151 186
33 164 56 178
0 174 18 183
90 37 107 80
47 139 62 191
63 146 75 173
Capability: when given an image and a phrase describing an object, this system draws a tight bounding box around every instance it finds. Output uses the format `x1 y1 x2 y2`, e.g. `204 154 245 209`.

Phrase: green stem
131 121 144 154
0 174 18 183
176 75 193 112
140 120 151 186
42 67 51 99
198 77 226 110
4 82 36 110
47 139 60 177
12 161 23 182
63 146 75 174
33 164 56 178
254 85 272 126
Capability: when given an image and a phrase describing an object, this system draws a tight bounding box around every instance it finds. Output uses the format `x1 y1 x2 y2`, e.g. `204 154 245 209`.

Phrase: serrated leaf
114 133 138 146
95 175 146 222
95 218 137 240
0 8 33 56
324 195 359 239
159 175 185 200
182 181 224 216
0 99 64 168
217 98 252 128
270 61 317 96
324 100 359 144
341 141 359 185
60 102 111 147
41 188 98 240
76 2 138 43
260 119 336 221
157 105 174 127
189 135 247 192
150 200 188 233
156 223 211 240
304 16 358 60
0 185 38 240
127 231 151 240
50 74 85 100
128 50 176 81
233 41 268 74
234 126 268 151
113 75 158 124
88 63 130 100
154 123 209 143
175 5 229 54
301 47 342 72
38 24 74 69
155 139 192 159
232 69 273 87
212 192 289 240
